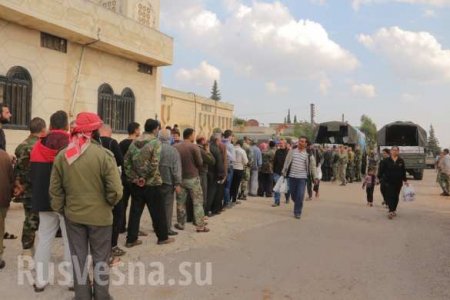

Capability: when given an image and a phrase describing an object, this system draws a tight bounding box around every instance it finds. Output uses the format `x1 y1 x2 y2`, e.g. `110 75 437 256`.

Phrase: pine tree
287 109 291 124
284 117 287 124
427 124 441 156
294 115 298 123
210 80 221 101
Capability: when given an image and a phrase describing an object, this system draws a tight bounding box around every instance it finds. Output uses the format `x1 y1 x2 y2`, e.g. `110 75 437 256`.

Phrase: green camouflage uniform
354 149 362 182
123 133 162 186
346 150 355 183
338 151 348 185
14 135 39 250
239 142 253 199
176 177 205 227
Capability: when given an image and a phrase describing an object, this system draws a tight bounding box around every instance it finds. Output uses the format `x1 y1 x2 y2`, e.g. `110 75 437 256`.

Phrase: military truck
313 121 366 150
377 121 427 180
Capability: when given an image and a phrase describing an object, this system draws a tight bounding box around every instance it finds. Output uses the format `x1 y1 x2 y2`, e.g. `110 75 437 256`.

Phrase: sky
160 0 450 147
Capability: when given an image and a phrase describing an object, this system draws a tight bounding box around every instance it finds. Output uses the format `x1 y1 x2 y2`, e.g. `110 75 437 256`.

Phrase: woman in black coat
377 146 408 219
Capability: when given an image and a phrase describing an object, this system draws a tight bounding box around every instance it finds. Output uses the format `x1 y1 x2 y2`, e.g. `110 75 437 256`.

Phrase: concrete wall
161 87 234 139
1 20 161 152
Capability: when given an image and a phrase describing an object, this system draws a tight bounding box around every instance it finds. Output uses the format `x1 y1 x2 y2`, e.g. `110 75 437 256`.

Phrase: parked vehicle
377 121 427 180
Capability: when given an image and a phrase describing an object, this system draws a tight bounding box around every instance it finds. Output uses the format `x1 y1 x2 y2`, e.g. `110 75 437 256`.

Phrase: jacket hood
30 130 70 163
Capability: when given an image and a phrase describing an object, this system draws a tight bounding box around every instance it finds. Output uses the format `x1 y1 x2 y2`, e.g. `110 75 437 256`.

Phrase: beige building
0 0 172 153
161 87 234 139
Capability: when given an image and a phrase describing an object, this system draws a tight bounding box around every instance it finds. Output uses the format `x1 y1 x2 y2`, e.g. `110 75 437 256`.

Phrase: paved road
2 170 450 299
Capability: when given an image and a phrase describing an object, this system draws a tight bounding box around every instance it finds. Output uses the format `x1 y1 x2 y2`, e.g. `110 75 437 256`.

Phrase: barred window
41 32 67 53
138 63 153 75
0 66 32 129
97 84 135 133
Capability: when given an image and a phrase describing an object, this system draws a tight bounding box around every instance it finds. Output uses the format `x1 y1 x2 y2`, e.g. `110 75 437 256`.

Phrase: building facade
161 87 234 139
0 0 172 152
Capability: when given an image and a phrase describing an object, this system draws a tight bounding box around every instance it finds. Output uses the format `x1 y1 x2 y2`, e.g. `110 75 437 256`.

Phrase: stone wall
161 87 234 139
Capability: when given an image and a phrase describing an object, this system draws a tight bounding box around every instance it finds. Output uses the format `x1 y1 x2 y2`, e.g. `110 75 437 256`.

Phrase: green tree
293 121 314 141
359 115 377 150
294 115 298 123
284 117 287 124
287 109 291 124
427 124 441 156
210 80 221 101
233 117 246 127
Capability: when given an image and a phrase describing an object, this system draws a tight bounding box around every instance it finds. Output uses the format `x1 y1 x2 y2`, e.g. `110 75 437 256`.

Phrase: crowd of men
0 103 411 299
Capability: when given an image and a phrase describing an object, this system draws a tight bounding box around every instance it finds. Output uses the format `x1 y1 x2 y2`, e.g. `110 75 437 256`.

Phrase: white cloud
401 93 420 103
352 0 450 10
265 81 289 94
352 83 376 98
423 9 437 17
319 76 332 95
175 61 221 87
162 1 358 80
359 27 450 82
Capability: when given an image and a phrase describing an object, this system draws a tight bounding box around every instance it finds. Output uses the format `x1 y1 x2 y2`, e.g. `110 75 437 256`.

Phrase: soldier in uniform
354 145 362 182
338 146 348 186
260 141 276 197
238 136 253 200
331 146 339 182
347 148 355 183
13 117 46 255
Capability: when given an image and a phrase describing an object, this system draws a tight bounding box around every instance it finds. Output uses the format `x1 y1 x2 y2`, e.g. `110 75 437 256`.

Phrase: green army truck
377 121 427 180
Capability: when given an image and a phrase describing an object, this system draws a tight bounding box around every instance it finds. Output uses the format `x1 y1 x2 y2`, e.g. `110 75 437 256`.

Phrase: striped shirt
290 150 308 179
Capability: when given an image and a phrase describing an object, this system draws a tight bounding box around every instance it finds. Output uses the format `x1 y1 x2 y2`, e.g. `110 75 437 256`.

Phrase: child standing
363 168 377 207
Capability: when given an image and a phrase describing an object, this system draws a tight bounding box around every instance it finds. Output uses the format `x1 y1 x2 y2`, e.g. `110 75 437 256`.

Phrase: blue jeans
224 166 234 205
289 177 307 217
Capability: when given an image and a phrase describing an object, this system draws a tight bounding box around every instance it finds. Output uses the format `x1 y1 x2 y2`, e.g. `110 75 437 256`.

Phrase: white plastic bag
316 164 323 181
273 176 289 194
402 184 416 202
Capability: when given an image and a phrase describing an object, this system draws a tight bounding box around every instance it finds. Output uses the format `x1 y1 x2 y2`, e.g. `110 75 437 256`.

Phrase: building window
201 104 212 112
41 32 67 53
98 84 135 133
0 66 32 129
138 63 153 75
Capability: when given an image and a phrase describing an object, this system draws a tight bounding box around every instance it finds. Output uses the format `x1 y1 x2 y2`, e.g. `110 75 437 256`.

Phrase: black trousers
366 187 374 203
111 199 124 248
120 180 132 232
230 169 244 202
385 183 402 212
206 173 217 213
260 173 273 197
127 185 168 243
212 181 225 214
307 178 320 198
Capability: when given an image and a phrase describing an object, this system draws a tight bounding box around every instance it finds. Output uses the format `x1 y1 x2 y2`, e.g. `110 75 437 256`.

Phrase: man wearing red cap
50 112 122 300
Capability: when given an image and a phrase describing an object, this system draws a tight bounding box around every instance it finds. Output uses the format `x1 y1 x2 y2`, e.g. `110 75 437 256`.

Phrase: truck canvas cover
377 121 427 147
314 121 362 145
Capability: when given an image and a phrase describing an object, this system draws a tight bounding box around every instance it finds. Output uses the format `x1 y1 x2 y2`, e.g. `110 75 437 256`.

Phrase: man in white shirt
230 140 249 205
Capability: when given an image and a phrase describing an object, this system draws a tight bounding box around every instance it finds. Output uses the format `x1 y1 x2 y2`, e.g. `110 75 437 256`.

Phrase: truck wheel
413 170 424 180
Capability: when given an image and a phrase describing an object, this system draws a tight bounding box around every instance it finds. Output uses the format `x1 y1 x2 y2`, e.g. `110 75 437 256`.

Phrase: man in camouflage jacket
14 117 46 253
124 119 173 247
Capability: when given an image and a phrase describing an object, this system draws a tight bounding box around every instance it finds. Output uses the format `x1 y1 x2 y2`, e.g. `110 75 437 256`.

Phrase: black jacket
273 148 288 175
30 131 69 212
377 156 407 185
0 128 5 151
209 142 225 180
